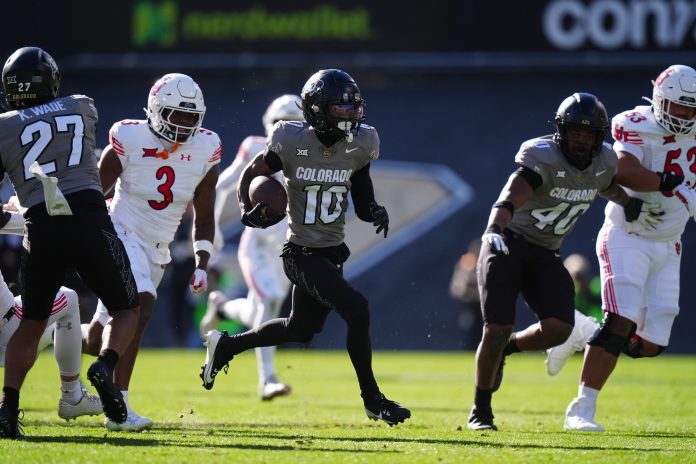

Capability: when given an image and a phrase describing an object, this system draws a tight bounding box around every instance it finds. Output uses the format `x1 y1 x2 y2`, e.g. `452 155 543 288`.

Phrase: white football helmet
646 64 696 136
262 94 303 135
146 73 206 144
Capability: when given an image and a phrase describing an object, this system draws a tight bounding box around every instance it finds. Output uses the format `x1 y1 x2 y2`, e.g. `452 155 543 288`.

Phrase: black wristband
657 171 684 192
485 224 502 235
493 200 515 216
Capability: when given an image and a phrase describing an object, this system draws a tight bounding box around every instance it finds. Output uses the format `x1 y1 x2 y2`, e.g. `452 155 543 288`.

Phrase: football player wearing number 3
563 65 696 432
82 73 220 431
468 93 662 431
200 69 410 426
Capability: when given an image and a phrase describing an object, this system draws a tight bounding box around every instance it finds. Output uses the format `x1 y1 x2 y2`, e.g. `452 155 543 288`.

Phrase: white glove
482 230 509 255
674 184 696 218
190 269 208 294
623 198 664 231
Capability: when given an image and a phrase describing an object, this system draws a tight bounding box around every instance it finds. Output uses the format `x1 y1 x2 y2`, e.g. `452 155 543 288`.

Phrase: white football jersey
108 120 221 245
606 105 694 241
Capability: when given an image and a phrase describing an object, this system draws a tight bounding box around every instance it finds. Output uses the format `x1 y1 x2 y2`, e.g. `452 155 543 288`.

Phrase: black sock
474 387 493 412
98 349 119 371
2 386 19 412
503 333 521 356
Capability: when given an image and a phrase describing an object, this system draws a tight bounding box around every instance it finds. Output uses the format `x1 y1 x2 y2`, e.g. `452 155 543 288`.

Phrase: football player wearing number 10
82 73 220 431
200 69 410 426
468 93 665 431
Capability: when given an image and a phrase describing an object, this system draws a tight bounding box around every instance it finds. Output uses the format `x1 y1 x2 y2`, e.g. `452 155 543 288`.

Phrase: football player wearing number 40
81 73 221 431
468 92 666 432
200 69 410 427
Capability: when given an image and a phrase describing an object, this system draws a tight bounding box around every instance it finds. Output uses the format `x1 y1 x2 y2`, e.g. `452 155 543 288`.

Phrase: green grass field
1 349 694 463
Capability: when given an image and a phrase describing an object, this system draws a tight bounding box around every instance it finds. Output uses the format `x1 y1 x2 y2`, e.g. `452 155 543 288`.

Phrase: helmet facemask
646 65 696 136
553 92 609 170
146 73 205 144
555 123 605 170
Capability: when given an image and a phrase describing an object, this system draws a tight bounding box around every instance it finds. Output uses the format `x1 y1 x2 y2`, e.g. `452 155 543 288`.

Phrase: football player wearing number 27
200 69 410 426
563 65 696 432
469 92 662 431
83 73 220 431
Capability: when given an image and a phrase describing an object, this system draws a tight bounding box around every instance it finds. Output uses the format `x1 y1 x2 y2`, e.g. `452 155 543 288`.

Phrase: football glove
369 202 389 238
623 197 664 230
674 183 696 218
482 226 509 255
241 203 285 229
190 269 208 294
658 171 684 193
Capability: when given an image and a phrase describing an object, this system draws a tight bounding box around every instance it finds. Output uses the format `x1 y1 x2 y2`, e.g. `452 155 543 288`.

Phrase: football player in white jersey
201 94 303 401
563 65 696 432
82 73 220 431
0 208 102 422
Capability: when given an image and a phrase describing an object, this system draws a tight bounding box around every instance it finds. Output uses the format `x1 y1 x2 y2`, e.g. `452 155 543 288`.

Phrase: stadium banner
5 0 695 56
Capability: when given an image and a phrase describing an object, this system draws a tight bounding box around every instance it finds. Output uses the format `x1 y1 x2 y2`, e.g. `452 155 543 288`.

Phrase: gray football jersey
507 135 617 250
269 121 379 247
0 95 101 209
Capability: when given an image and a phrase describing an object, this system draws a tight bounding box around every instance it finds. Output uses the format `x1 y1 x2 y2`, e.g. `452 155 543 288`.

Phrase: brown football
249 176 288 217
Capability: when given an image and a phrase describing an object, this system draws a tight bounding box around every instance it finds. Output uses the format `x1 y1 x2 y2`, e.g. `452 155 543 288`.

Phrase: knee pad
587 313 636 357
623 336 666 358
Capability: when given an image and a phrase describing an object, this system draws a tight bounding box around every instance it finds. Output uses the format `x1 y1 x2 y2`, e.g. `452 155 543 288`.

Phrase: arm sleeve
515 166 543 191
350 163 376 222
263 149 283 172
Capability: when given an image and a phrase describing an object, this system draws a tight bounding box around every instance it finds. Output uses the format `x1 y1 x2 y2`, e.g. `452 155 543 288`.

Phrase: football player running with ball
468 93 663 431
82 73 220 431
563 65 696 432
200 69 410 426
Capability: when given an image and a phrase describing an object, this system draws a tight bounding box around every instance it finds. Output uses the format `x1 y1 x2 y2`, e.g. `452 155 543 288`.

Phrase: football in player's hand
249 176 287 217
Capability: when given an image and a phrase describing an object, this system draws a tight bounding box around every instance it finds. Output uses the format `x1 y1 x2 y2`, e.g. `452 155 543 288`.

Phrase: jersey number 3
148 166 176 210
20 115 85 181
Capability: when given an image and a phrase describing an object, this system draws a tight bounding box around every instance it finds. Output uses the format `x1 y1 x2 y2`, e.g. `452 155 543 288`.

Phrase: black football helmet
554 92 609 169
2 46 61 110
301 69 365 141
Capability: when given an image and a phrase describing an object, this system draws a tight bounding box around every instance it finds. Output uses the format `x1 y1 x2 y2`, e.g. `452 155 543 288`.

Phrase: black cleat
364 393 411 426
0 405 23 440
200 330 231 390
467 407 498 431
87 359 127 423
491 355 506 393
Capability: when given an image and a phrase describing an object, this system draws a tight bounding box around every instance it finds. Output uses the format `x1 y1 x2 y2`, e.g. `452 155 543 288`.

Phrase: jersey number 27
20 116 85 181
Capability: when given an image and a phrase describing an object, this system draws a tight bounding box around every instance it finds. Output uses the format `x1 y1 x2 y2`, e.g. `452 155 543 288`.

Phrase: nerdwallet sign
543 0 696 50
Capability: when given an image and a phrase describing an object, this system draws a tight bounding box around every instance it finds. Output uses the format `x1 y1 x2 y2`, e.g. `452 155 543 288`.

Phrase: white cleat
58 390 103 420
564 397 605 432
199 291 228 336
260 381 292 401
546 310 600 376
105 410 154 432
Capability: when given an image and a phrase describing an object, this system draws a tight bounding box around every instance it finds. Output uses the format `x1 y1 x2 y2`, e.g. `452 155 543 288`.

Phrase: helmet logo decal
307 79 324 96
6 76 16 84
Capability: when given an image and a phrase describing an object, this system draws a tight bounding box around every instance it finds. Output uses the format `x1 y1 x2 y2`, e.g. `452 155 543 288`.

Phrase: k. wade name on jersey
508 135 617 250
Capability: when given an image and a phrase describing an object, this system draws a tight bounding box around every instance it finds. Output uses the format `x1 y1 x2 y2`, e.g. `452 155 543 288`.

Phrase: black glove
658 171 684 193
241 203 284 229
369 201 389 238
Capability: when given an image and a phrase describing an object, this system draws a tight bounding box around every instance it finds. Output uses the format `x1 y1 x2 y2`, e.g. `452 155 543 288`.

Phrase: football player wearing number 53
468 93 662 431
82 73 220 431
200 69 410 426
563 65 696 432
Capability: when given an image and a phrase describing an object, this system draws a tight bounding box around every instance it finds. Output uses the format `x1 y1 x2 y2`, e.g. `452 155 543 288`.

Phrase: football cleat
199 291 228 336
467 406 498 431
260 381 292 401
58 389 103 420
364 393 411 426
564 397 605 432
546 310 599 376
0 405 23 440
87 359 127 424
105 410 153 432
200 330 231 390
